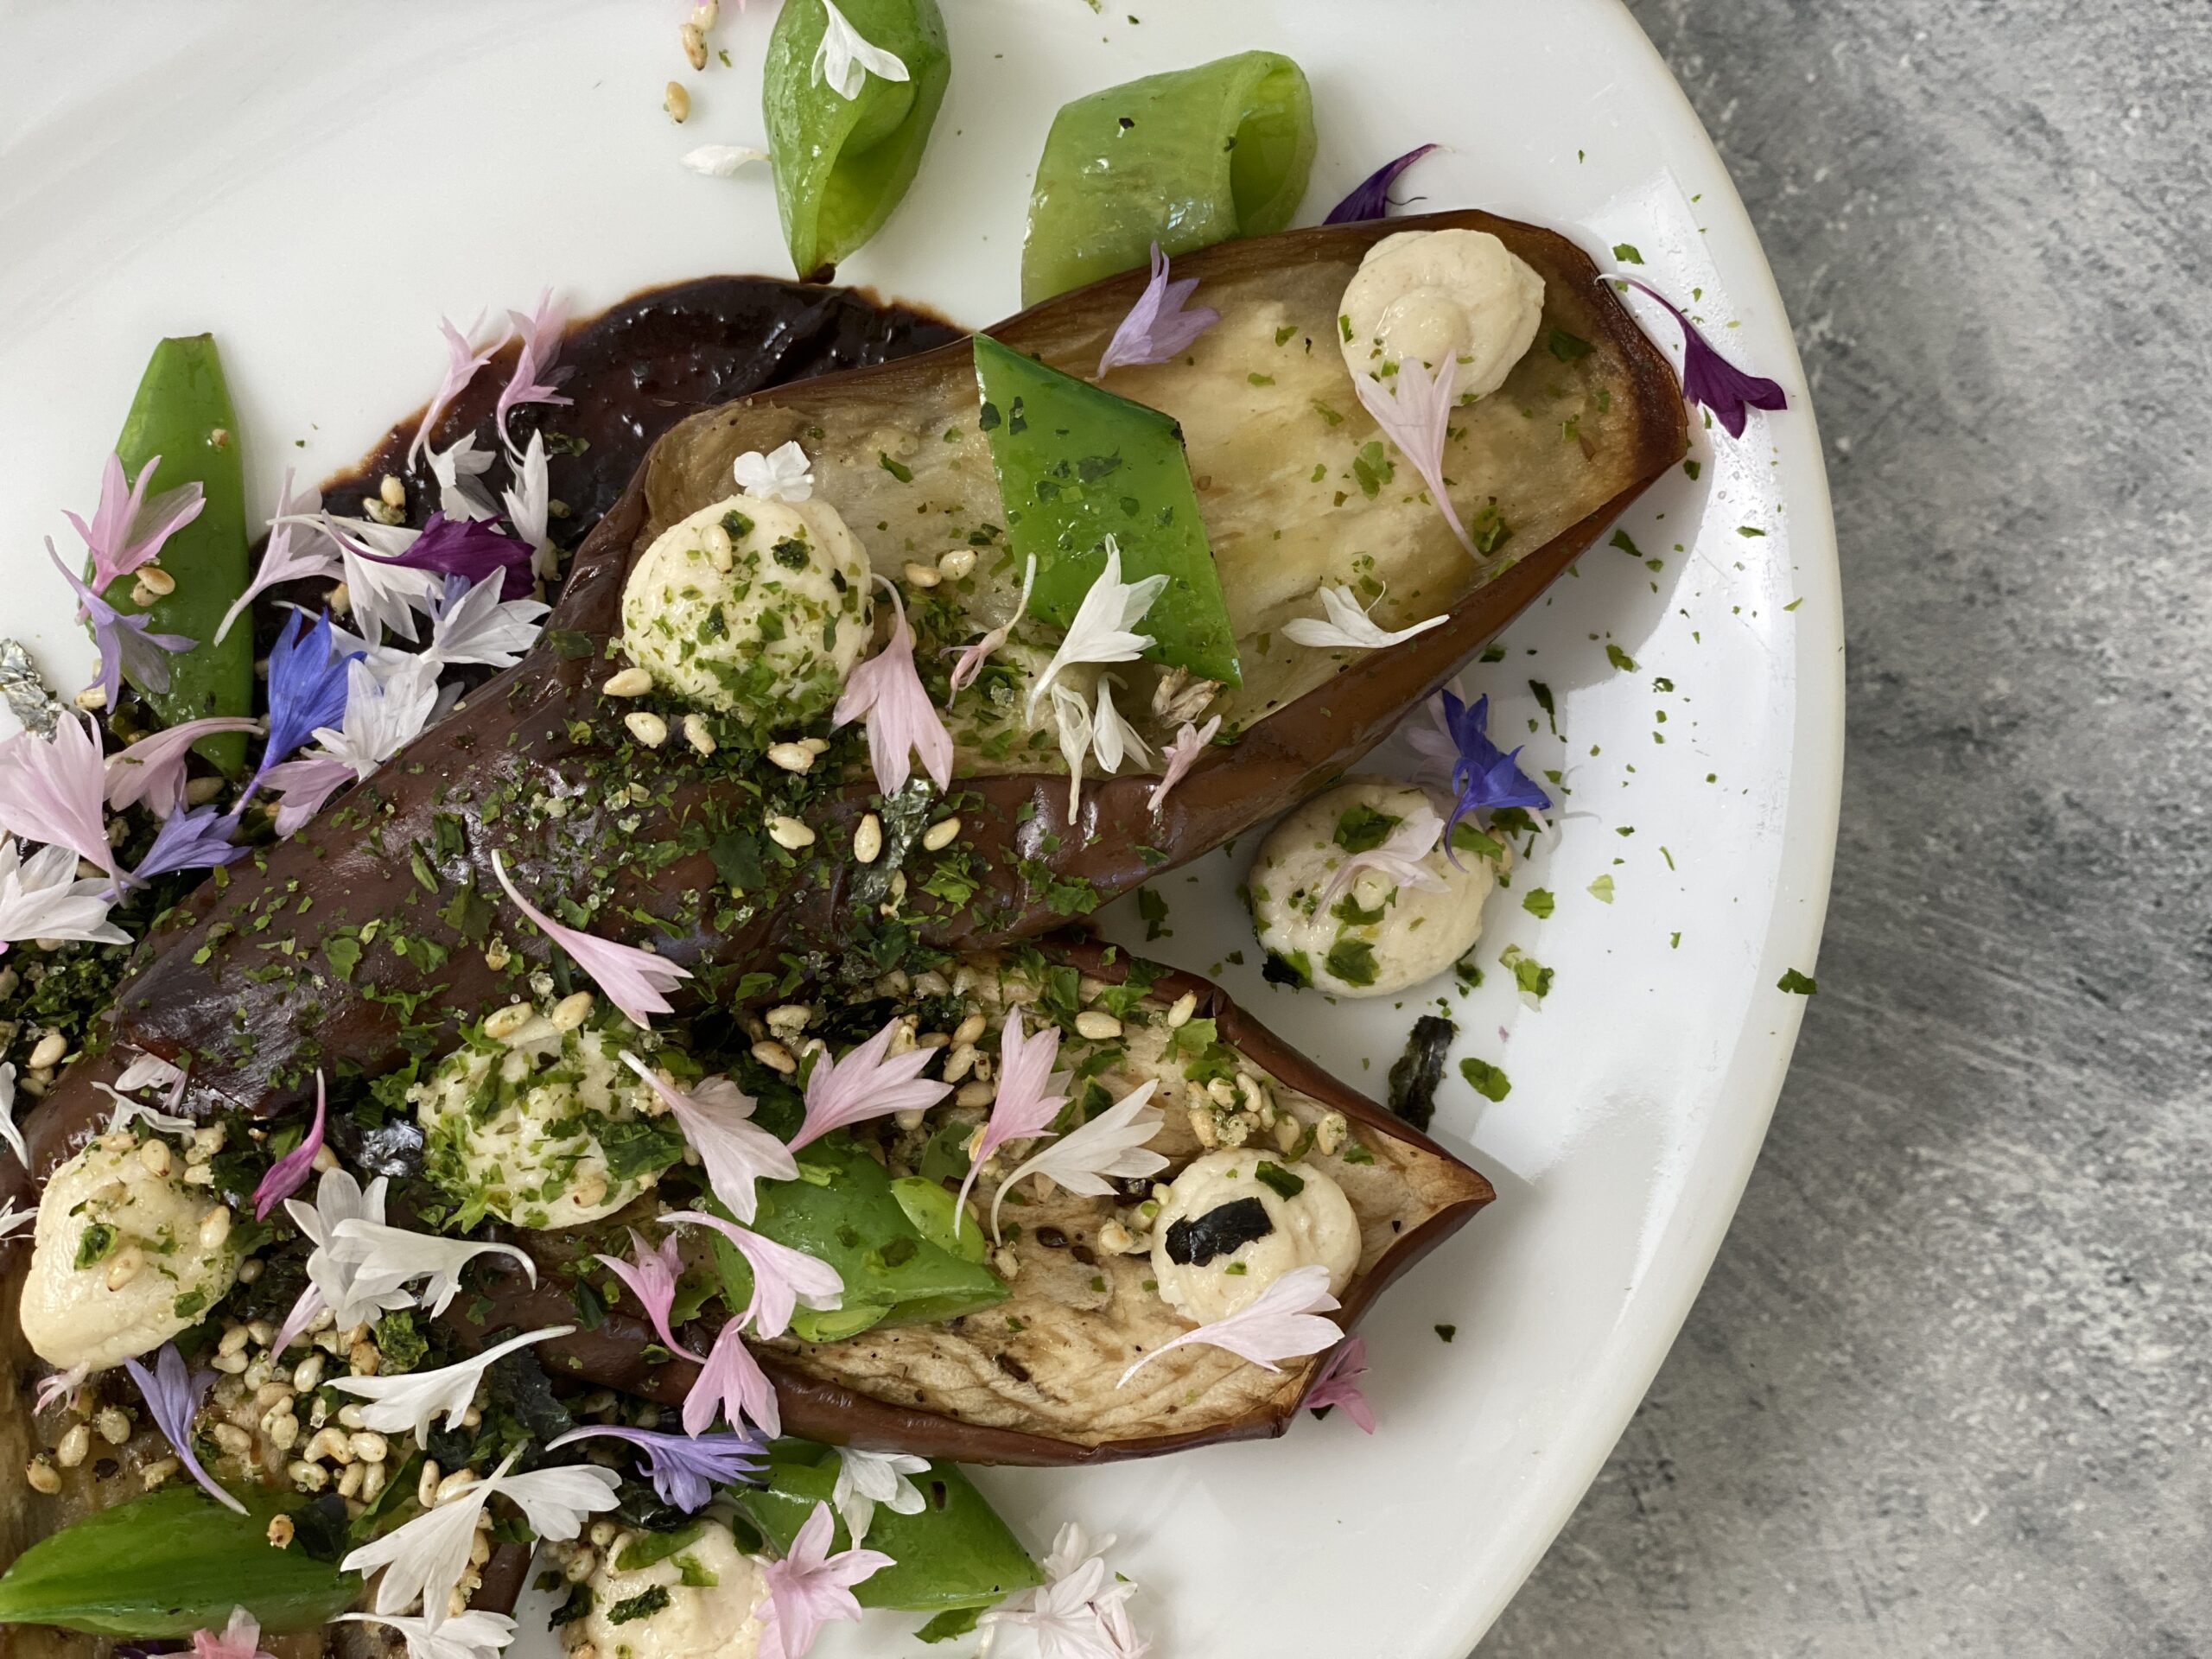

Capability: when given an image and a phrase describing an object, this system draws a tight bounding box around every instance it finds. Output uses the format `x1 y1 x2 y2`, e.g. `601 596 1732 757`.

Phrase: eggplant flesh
474 941 1494 1465
27 209 1678 1136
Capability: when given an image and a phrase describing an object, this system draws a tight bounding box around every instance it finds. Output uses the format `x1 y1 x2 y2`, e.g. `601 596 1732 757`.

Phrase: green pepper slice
764 0 952 280
101 335 254 772
0 1488 359 1636
705 1138 1006 1344
734 1444 1040 1612
1021 50 1316 305
974 334 1241 685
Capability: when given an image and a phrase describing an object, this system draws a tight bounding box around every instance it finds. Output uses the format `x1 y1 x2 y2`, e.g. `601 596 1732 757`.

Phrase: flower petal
1322 143 1443 225
490 851 691 1028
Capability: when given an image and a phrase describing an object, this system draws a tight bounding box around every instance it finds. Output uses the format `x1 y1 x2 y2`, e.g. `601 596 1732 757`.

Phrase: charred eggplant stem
461 939 1495 1466
28 211 1680 1159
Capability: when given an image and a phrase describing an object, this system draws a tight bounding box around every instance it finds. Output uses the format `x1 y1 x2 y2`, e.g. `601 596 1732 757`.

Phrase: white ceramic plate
0 1 1839 1651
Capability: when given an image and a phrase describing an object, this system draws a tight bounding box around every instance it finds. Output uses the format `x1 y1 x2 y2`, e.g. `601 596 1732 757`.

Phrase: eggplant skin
474 939 1495 1467
31 209 1679 1141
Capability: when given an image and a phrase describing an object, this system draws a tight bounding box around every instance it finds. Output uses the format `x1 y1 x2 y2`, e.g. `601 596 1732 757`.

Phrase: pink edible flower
1145 715 1220 814
683 1314 783 1438
1353 355 1473 556
595 1229 703 1363
1304 1334 1376 1433
214 470 337 645
48 542 195 712
760 1501 892 1659
1321 798 1448 903
251 1070 326 1221
253 754 356 837
620 1053 798 1224
1119 1262 1342 1387
1096 243 1220 377
664 1210 842 1340
104 717 261 819
191 1606 275 1659
496 289 574 456
490 850 692 1028
409 313 511 469
0 713 119 880
953 1007 1067 1234
944 555 1035 699
788 1014 950 1152
65 451 205 594
832 579 953 796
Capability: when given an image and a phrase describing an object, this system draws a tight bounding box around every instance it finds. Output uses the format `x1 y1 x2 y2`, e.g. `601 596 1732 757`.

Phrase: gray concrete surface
1483 2 2212 1654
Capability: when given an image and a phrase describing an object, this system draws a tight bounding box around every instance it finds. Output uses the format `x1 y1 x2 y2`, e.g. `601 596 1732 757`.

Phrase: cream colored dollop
1150 1149 1359 1324
619 493 872 728
568 1522 769 1659
411 1011 673 1230
1338 228 1546 397
19 1133 238 1371
1248 779 1501 998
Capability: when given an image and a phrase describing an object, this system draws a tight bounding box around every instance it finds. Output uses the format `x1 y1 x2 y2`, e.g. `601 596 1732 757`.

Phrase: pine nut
336 1461 365 1499
25 1458 60 1495
360 1460 387 1503
922 816 961 850
680 20 708 68
105 1247 144 1291
938 547 976 580
1313 1111 1349 1156
852 813 883 863
625 711 669 747
418 1460 442 1508
701 521 734 563
54 1425 90 1469
664 80 690 123
212 1423 253 1457
94 1408 130 1445
766 741 813 773
219 1325 251 1357
134 564 177 597
602 667 653 697
682 713 715 755
199 1208 232 1251
349 1432 390 1464
1074 1011 1122 1040
292 1355 325 1392
902 561 942 588
550 991 595 1031
288 1459 327 1492
27 1031 66 1071
751 1040 797 1075
956 1079 995 1108
267 1514 296 1548
140 1457 180 1490
435 1469 480 1503
483 1001 533 1040
1166 991 1198 1028
767 816 815 849
266 1412 301 1452
378 474 407 510
73 684 107 712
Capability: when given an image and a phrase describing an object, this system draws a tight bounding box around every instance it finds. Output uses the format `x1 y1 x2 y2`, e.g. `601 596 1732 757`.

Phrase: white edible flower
287 1169 415 1332
0 836 128 953
682 144 770 177
732 441 815 503
329 1325 570 1446
334 1610 517 1659
500 431 557 580
1026 538 1167 721
1089 673 1151 774
422 574 550 673
311 656 442 780
340 1449 620 1622
830 1446 929 1546
980 1521 1145 1659
811 0 911 101
329 1216 536 1317
428 436 500 523
98 1083 194 1138
990 1080 1166 1242
1049 681 1092 822
1280 583 1449 651
0 1065 20 1168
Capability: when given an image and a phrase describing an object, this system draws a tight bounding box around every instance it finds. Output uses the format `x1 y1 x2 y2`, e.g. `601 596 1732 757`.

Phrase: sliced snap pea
105 334 254 772
704 1138 1007 1344
735 1443 1041 1611
764 0 953 280
1021 50 1316 305
974 334 1242 685
0 1488 359 1636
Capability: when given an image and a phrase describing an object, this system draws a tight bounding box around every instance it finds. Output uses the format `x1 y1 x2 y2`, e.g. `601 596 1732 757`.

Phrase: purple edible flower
249 612 360 791
1433 690 1549 865
1323 143 1442 224
252 1071 325 1221
546 1424 765 1514
46 543 194 712
1618 278 1788 439
1096 243 1220 377
124 1344 245 1514
351 512 535 601
124 803 246 888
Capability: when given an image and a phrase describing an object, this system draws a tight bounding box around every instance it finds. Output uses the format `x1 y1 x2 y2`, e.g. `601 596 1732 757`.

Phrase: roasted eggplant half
454 940 1492 1465
42 208 1679 1128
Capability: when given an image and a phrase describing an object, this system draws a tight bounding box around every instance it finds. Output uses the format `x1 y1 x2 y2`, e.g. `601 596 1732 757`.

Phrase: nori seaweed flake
1164 1197 1274 1267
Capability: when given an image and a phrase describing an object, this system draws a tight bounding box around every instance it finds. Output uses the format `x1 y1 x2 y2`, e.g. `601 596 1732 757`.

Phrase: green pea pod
705 1139 1006 1344
104 335 254 772
0 1488 359 1636
1021 50 1316 305
974 334 1241 685
735 1444 1040 1612
764 0 952 281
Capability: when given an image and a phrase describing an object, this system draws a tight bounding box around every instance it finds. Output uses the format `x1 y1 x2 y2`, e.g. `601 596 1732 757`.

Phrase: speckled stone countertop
1484 1 2212 1653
